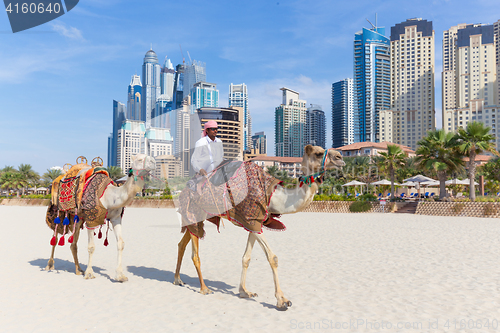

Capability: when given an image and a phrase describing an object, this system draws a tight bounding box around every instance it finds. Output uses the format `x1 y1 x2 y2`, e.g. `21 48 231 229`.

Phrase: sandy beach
1 206 500 332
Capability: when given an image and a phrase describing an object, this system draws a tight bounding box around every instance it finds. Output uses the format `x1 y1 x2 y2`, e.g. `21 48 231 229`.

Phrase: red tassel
58 236 65 246
50 236 57 246
98 226 103 239
104 238 109 246
68 235 74 243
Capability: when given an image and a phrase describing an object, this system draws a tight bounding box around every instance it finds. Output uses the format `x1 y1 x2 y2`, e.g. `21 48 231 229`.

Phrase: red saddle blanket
178 161 283 237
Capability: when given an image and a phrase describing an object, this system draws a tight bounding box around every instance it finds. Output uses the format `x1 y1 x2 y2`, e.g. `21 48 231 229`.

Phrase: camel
174 145 345 309
45 154 156 282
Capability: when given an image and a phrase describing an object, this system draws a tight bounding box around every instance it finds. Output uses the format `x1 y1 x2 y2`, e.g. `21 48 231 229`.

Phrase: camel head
301 145 345 175
130 154 157 177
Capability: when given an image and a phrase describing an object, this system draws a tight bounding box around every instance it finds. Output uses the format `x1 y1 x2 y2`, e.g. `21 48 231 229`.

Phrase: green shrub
349 201 372 213
21 194 51 199
313 194 330 201
357 193 377 201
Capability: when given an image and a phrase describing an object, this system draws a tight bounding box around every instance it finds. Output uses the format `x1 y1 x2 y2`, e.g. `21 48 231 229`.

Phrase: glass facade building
353 27 390 143
332 78 354 148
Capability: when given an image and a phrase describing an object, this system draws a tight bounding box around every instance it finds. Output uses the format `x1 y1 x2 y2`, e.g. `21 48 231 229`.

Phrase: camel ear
305 145 313 155
131 155 137 162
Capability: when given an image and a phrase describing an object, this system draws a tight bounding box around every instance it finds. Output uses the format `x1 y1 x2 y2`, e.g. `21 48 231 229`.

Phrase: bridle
128 157 153 181
298 148 335 187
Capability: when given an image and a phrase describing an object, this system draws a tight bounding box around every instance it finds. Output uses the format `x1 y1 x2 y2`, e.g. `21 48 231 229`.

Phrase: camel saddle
47 163 114 231
178 161 284 238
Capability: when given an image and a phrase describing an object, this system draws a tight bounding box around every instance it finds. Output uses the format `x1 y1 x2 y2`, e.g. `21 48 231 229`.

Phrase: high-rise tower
306 105 326 149
160 56 175 101
332 78 355 147
142 49 161 128
127 74 142 121
388 18 435 151
353 25 390 143
183 60 206 100
275 88 307 157
229 83 251 150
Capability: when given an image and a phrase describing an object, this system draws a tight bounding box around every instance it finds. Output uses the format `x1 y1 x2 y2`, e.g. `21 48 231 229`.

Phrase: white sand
1 206 500 332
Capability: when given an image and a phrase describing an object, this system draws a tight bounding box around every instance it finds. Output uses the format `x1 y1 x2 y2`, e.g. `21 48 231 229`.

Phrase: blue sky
0 0 499 174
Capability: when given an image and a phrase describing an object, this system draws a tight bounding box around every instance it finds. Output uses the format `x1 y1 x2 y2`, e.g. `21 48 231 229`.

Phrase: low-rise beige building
249 155 303 178
334 141 415 158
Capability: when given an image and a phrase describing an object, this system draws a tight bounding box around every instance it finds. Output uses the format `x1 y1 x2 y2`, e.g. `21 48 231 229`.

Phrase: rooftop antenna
366 18 375 30
366 13 378 31
187 51 192 64
150 43 153 50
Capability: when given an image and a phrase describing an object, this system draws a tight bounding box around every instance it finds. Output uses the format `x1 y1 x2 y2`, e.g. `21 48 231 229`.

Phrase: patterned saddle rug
178 161 283 238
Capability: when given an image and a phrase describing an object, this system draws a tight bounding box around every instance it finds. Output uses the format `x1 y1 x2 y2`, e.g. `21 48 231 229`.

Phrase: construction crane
179 44 185 65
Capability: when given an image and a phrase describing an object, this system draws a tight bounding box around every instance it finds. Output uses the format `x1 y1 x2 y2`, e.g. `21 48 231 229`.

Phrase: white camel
174 145 345 309
45 154 156 282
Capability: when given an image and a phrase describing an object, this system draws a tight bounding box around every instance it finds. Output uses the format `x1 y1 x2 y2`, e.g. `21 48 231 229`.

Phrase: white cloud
51 22 84 40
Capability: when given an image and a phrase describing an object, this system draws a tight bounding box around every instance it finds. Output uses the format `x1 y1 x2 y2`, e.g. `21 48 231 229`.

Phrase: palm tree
0 172 28 196
415 129 465 200
1 166 16 173
42 168 63 187
456 121 498 201
377 144 406 199
18 164 40 193
107 166 125 181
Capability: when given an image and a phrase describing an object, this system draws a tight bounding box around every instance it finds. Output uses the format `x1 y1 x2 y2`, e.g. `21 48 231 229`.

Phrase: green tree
0 172 28 196
456 121 499 201
42 168 63 187
1 166 16 173
107 166 125 181
415 129 465 200
377 144 406 199
18 164 40 188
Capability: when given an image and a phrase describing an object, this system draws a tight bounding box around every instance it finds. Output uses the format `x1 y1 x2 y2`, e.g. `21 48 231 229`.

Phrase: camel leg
254 233 292 310
239 233 258 298
111 220 128 282
190 232 212 295
45 240 57 271
70 221 84 275
174 230 191 286
84 228 96 279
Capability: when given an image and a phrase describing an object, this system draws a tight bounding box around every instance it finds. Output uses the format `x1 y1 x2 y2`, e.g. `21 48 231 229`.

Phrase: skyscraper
387 18 435 151
142 49 161 128
190 82 219 110
127 74 142 121
332 78 355 147
116 120 146 173
108 100 126 167
275 87 307 157
160 56 175 101
353 25 390 143
183 60 206 99
306 105 326 149
251 131 267 155
229 83 251 150
442 24 498 136
172 63 184 110
442 24 468 120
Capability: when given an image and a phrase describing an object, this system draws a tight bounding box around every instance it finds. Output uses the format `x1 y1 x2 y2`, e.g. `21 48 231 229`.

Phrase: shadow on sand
29 258 112 281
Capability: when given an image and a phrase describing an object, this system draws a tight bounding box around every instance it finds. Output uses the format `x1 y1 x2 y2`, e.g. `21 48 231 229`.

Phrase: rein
298 148 334 188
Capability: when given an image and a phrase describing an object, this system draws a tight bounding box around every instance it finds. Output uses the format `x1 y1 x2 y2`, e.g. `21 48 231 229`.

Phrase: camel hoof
173 278 184 286
200 288 213 295
239 291 258 298
277 300 292 310
44 265 54 271
84 271 95 279
116 275 128 282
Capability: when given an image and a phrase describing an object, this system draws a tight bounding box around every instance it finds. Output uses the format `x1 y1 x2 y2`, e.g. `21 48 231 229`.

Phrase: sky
0 0 499 174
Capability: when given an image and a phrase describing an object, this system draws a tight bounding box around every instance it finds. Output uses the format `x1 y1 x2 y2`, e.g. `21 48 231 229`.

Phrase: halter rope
298 148 335 188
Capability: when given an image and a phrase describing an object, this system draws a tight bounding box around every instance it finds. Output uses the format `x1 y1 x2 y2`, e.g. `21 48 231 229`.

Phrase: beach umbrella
342 180 367 186
403 174 437 183
403 175 437 200
342 180 366 195
401 181 416 187
445 178 466 185
420 180 440 187
460 179 479 186
371 179 399 186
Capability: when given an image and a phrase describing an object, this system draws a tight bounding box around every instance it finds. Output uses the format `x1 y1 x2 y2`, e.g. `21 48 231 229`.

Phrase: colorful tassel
68 215 79 244
50 216 61 245
98 225 103 239
104 220 110 246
